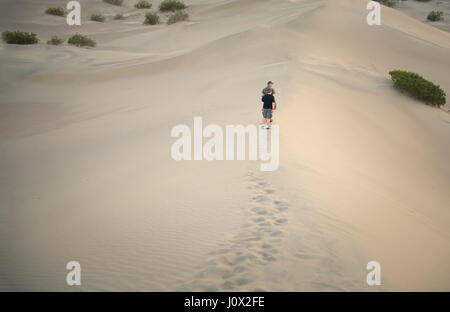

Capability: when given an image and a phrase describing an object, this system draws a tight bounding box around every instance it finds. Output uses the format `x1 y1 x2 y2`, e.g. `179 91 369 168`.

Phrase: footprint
252 207 269 215
275 218 288 225
259 181 269 186
251 207 262 213
242 236 262 242
253 195 270 203
274 200 288 206
253 217 265 223
202 285 219 292
222 281 235 290
232 255 248 264
185 173 291 290
236 278 252 286
270 230 284 237
232 265 247 274
259 221 272 228
261 253 277 262
295 252 315 260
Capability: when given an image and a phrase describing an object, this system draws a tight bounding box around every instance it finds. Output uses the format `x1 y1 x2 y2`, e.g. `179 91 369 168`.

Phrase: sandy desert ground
394 0 450 32
0 0 449 291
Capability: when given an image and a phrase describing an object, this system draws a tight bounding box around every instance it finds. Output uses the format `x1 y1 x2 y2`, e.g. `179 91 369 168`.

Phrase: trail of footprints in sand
186 172 289 291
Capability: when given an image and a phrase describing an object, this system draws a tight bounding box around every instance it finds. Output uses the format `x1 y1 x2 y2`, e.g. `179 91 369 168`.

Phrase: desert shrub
45 7 65 16
47 36 64 45
389 70 446 107
135 1 152 9
2 31 39 44
159 0 186 12
144 12 160 25
68 34 96 47
103 0 123 5
167 10 188 24
374 0 396 7
91 13 105 22
427 11 443 22
114 13 125 20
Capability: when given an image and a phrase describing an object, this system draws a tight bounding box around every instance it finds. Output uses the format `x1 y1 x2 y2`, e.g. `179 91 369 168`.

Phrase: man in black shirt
261 90 275 130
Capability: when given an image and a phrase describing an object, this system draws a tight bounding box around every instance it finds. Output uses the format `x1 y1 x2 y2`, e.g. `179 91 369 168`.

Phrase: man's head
267 81 274 88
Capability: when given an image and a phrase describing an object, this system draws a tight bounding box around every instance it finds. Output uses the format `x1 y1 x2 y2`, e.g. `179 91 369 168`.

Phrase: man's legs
262 109 272 128
271 96 276 122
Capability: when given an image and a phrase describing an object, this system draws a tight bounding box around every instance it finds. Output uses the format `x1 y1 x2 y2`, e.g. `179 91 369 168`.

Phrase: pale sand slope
0 0 449 291
279 0 450 291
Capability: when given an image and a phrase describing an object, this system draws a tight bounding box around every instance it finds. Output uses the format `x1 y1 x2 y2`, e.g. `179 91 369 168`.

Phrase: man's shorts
262 108 272 119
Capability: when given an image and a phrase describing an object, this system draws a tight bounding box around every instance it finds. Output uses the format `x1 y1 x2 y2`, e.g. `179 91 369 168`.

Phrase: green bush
374 0 396 7
2 31 39 44
114 13 125 20
159 0 186 12
427 11 443 22
68 34 96 47
45 7 65 16
103 0 123 5
135 1 152 9
47 36 64 45
389 70 446 107
167 10 188 24
91 13 105 22
144 12 160 25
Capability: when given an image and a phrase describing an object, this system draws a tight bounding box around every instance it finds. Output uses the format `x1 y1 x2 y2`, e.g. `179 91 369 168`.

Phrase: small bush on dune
427 11 444 22
46 7 65 17
47 36 64 45
167 10 188 24
135 1 152 9
2 31 39 44
103 0 123 5
159 0 186 12
389 70 446 107
91 13 105 22
374 0 396 7
68 34 96 47
144 12 160 25
114 13 125 20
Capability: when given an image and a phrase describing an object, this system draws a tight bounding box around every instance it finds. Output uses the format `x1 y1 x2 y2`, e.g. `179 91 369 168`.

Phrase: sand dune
0 0 449 291
394 0 450 33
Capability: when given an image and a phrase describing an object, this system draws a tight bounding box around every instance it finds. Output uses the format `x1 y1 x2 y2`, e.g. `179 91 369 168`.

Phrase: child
261 81 276 99
261 81 276 122
261 90 275 130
